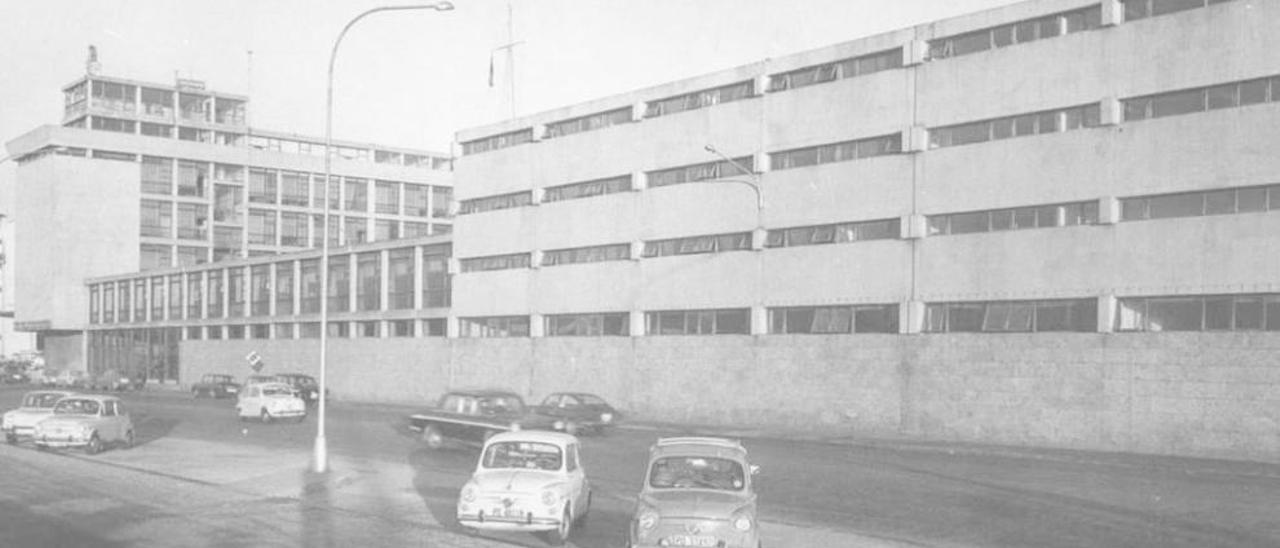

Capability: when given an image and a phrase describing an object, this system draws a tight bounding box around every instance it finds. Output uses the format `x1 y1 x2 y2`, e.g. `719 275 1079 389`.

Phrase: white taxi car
3 390 76 444
457 431 590 546
235 382 306 423
32 395 134 455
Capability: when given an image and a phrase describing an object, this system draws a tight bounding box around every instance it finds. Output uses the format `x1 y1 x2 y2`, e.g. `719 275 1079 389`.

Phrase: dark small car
273 373 328 406
191 373 242 399
533 392 622 435
2 366 29 385
408 390 570 449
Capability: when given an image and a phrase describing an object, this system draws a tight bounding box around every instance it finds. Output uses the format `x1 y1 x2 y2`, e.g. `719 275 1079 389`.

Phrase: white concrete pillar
1099 97 1122 126
1101 0 1123 26
1098 197 1121 225
750 306 768 335
529 314 544 338
629 310 646 337
1097 294 1117 333
901 300 927 334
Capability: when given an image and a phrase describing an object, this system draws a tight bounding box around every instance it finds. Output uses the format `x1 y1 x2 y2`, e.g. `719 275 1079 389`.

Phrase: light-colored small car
627 437 761 548
32 395 135 455
3 390 76 444
457 431 590 546
235 382 306 423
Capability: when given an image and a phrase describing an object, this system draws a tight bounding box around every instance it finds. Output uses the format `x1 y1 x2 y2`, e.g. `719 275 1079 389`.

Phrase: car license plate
490 507 524 519
665 535 716 547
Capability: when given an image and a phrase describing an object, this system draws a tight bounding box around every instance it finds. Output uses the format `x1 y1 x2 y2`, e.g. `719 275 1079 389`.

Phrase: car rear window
649 456 745 491
483 441 563 471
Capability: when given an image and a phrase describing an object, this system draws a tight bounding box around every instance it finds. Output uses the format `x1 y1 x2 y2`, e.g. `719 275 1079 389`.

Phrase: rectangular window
186 273 203 318
132 280 146 322
140 200 173 238
768 305 899 334
391 320 414 337
925 299 1096 332
344 217 367 245
432 187 452 218
214 164 244 183
102 284 115 323
541 243 631 266
275 262 294 315
228 268 246 317
404 184 430 216
358 321 380 338
91 117 136 134
275 323 294 339
90 285 101 324
460 128 534 155
140 244 172 271
213 226 242 261
928 201 1097 236
214 184 243 223
1117 293 1278 331
546 313 630 336
344 178 368 211
375 181 400 213
300 259 320 314
208 271 226 318
644 81 754 118
299 323 321 339
280 171 309 206
766 218 899 248
247 210 276 246
1123 0 1226 22
141 156 173 195
542 175 632 203
544 107 632 139
249 169 277 204
647 156 754 188
458 191 533 215
645 309 751 335
1123 74 1273 122
388 248 415 310
768 48 902 92
423 246 451 308
176 160 208 197
118 283 131 322
422 318 447 337
643 232 752 258
327 255 350 312
460 252 530 272
459 316 530 337
280 212 309 247
375 219 400 242
149 277 165 320
250 265 271 316
356 252 381 312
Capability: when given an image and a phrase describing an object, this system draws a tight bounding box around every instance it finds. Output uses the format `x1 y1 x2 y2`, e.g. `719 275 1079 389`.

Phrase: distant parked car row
191 372 328 406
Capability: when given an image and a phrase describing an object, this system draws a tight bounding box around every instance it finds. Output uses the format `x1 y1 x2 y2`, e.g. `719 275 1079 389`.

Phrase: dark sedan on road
273 373 328 407
533 392 622 435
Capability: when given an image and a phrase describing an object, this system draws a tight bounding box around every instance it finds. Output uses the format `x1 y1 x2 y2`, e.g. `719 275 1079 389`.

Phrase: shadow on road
130 412 179 447
299 469 337 548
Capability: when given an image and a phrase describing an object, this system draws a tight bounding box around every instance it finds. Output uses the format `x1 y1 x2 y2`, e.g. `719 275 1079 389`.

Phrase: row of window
770 134 902 171
928 5 1102 60
928 201 1099 236
929 104 1100 149
1122 0 1236 22
1120 184 1280 222
87 292 1280 337
767 49 902 92
1123 75 1280 122
88 245 452 324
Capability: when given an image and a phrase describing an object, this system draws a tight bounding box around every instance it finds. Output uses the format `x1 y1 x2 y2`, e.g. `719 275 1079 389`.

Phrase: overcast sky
0 0 1022 158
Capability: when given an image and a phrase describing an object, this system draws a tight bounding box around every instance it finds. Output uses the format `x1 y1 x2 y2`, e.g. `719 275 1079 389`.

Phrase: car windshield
577 394 607 405
206 375 231 383
478 396 523 415
53 399 100 415
288 376 317 387
649 456 746 491
262 386 294 397
482 441 563 471
23 393 63 408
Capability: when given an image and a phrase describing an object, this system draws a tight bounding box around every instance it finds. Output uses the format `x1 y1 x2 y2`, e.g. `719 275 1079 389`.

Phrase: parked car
408 390 572 450
532 392 622 435
457 430 590 546
2 365 29 385
32 395 135 455
87 369 143 392
2 390 77 444
273 373 328 406
235 382 307 423
191 373 241 399
50 370 87 389
626 437 761 548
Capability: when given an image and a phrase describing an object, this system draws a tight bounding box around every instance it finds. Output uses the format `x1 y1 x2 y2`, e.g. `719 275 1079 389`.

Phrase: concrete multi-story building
4 66 454 373
0 214 39 358
447 0 1280 460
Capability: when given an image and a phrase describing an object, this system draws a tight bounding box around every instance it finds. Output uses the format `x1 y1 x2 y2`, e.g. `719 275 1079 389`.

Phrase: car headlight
637 505 660 530
509 422 522 432
553 420 566 431
600 412 613 423
732 510 753 531
541 489 558 507
461 482 478 503
78 425 94 438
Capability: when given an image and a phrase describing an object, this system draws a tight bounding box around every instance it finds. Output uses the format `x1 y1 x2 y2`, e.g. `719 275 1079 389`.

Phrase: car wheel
421 425 443 449
260 409 272 424
546 506 572 546
123 430 135 449
574 491 591 528
84 434 102 455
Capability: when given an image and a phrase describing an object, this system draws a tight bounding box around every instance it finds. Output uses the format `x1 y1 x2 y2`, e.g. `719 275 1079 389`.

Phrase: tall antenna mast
489 2 523 119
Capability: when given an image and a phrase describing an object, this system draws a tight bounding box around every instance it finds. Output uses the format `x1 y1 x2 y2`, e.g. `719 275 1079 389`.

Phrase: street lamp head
428 1 455 10
704 144 718 154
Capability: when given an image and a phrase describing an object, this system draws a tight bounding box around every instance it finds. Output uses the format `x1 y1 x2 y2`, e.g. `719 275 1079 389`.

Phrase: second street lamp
315 1 454 475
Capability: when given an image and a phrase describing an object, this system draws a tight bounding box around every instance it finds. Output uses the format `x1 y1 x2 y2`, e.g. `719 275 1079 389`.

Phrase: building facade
4 71 454 372
0 214 39 358
447 0 1280 460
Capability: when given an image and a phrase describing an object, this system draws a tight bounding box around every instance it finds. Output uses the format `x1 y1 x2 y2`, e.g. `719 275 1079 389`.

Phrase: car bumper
33 435 91 448
3 426 35 439
457 512 562 532
268 409 307 418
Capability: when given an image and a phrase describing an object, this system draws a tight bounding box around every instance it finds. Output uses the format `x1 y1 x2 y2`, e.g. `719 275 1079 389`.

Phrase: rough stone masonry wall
180 332 1280 463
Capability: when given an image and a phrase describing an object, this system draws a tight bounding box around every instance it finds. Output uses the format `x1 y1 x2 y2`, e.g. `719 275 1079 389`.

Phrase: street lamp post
315 1 454 474
703 144 763 221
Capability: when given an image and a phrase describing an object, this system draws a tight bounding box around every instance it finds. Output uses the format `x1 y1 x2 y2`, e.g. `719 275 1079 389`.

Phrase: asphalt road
3 385 1280 548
